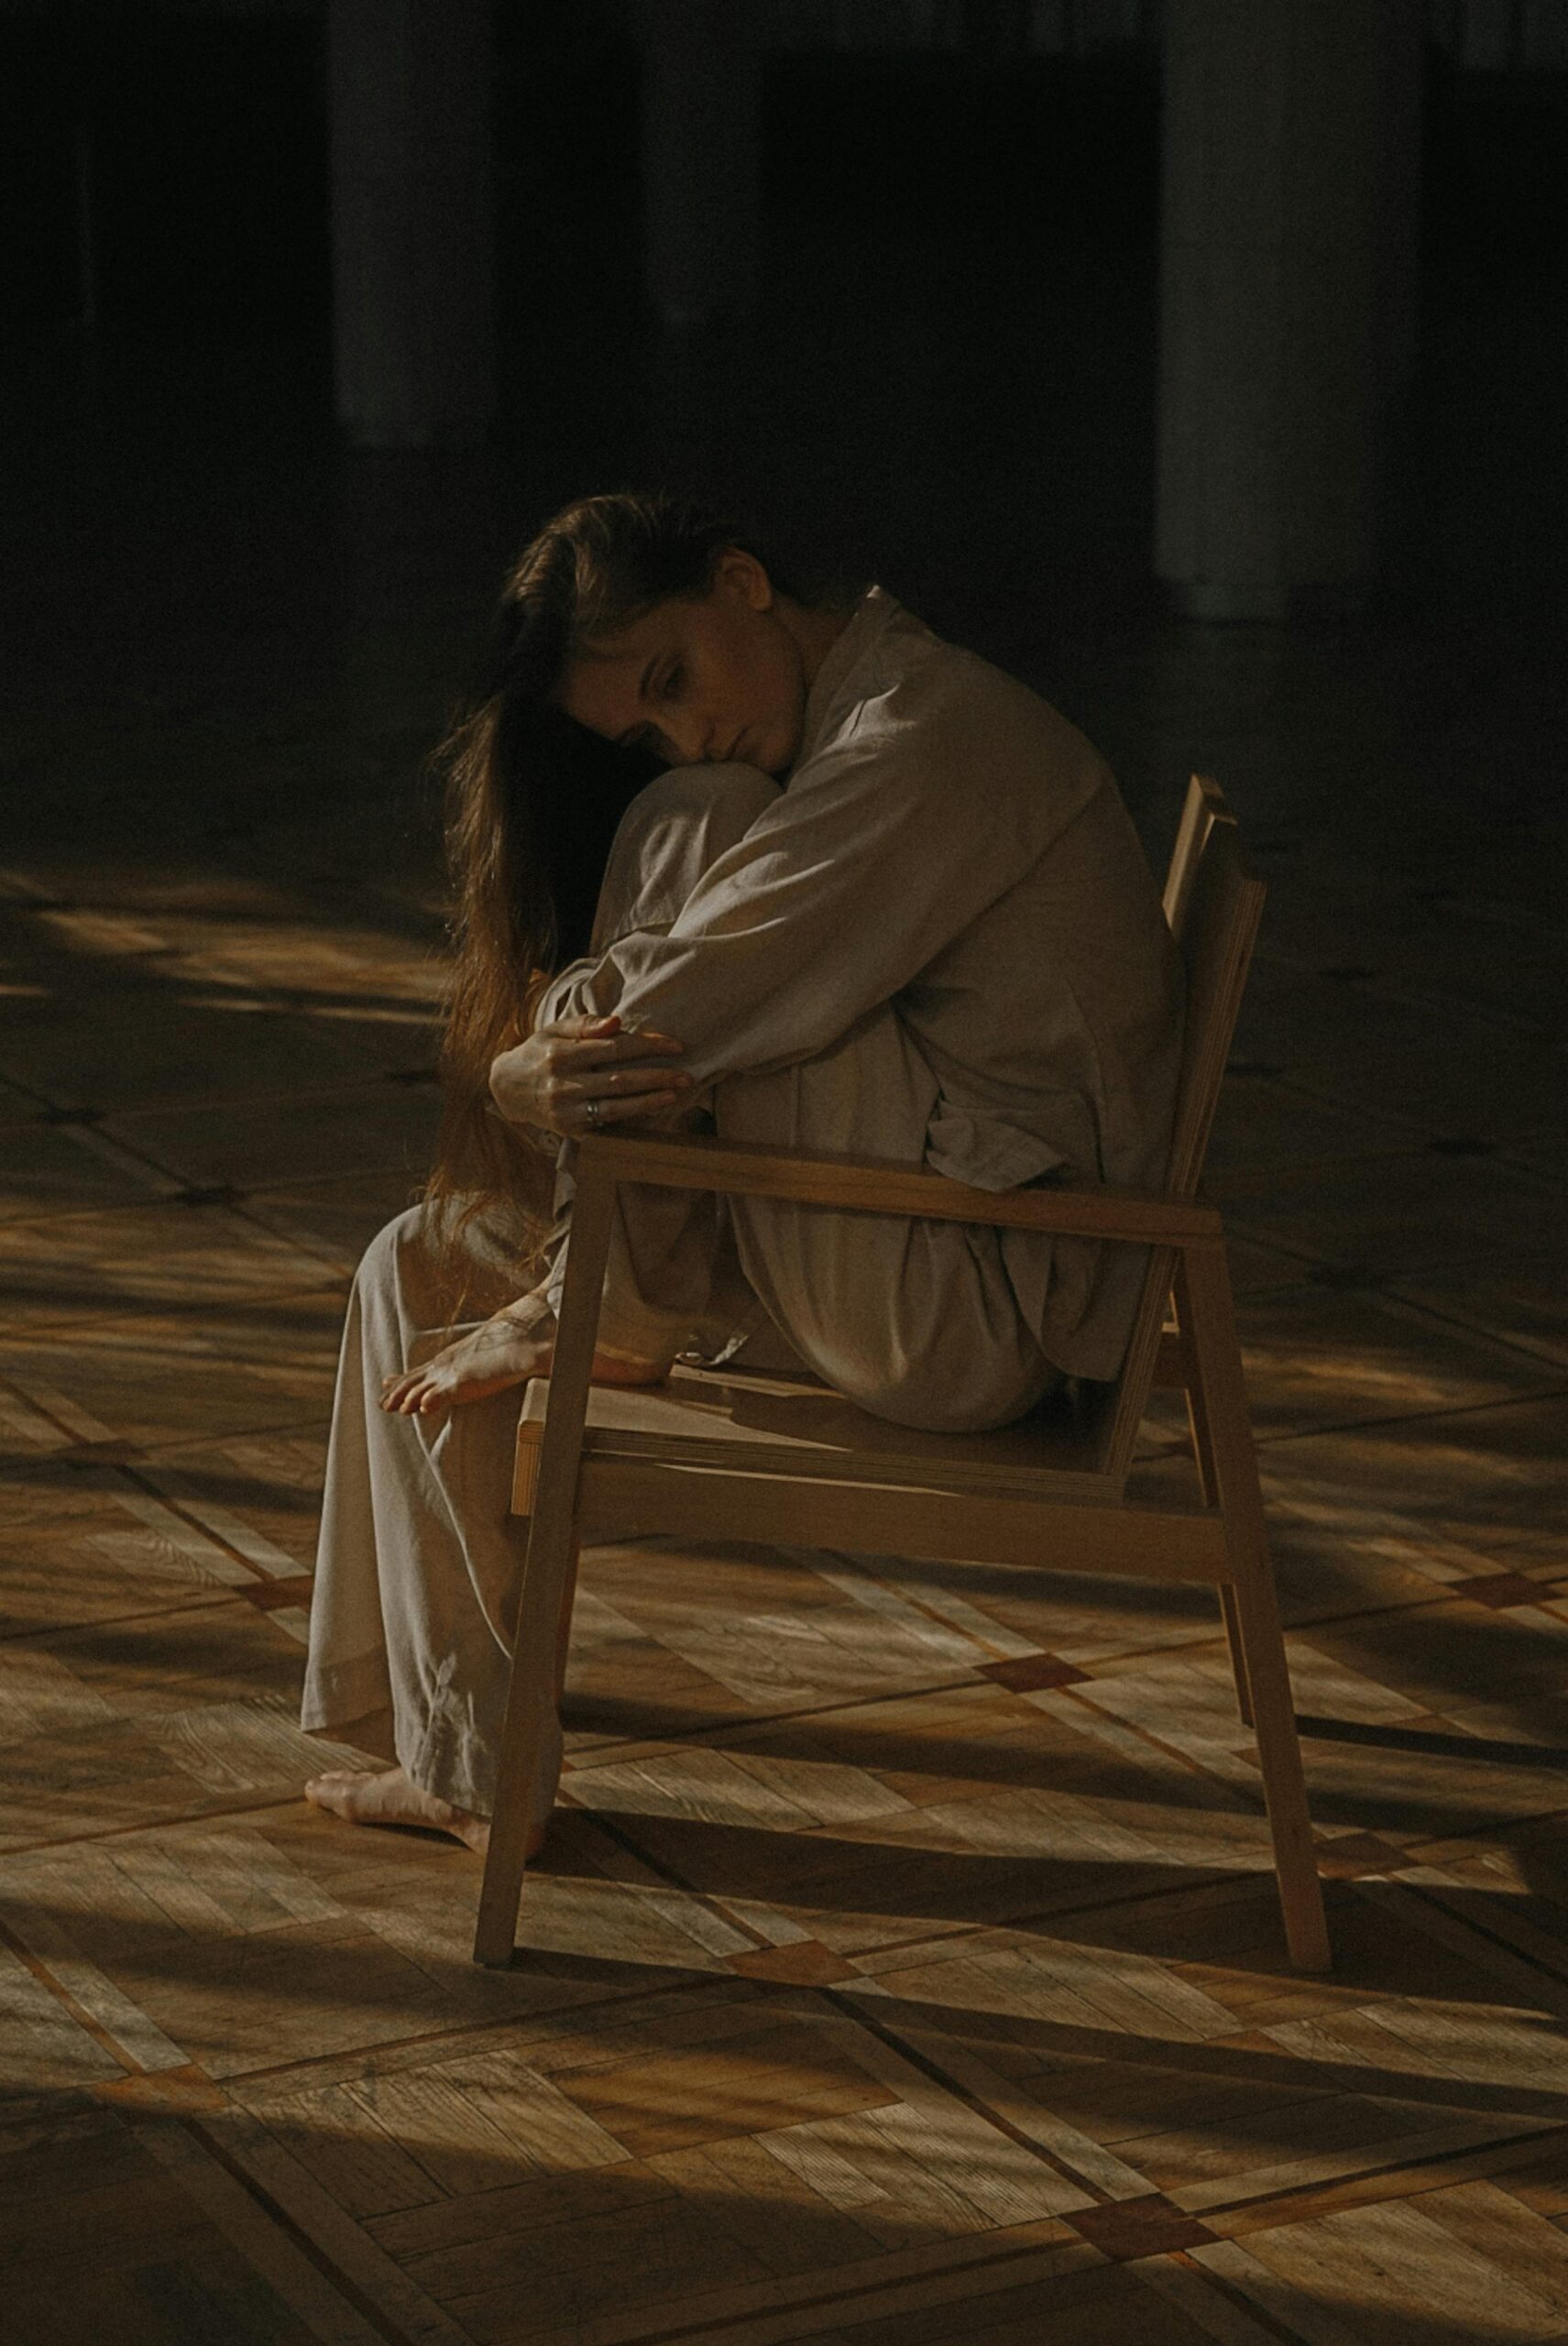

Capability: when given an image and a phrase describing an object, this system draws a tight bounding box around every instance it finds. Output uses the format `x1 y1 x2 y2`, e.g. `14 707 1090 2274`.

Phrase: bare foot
380 1317 668 1420
381 1318 555 1420
304 1765 545 1859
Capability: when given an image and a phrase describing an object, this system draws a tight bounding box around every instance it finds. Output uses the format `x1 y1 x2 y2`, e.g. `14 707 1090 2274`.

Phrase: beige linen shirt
539 586 1185 1378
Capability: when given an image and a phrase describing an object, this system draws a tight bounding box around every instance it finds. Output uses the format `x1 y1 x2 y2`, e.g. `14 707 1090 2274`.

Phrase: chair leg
1217 1584 1254 1729
474 1507 580 1967
1174 1266 1254 1727
473 1164 616 1968
473 1527 586 1968
1179 1244 1331 1973
1228 1551 1331 1972
472 1529 577 1967
555 1538 581 1705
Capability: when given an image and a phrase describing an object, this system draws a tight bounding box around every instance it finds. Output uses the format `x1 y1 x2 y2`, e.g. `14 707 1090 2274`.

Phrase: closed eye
617 662 686 761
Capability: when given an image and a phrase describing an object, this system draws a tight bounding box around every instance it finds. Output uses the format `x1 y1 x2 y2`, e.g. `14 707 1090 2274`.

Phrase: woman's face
557 550 810 777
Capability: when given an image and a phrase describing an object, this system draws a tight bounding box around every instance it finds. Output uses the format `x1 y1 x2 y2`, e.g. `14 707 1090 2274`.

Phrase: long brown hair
426 489 809 1273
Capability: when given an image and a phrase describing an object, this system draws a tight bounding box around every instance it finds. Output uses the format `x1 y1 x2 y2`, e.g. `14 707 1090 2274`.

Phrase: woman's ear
714 546 773 611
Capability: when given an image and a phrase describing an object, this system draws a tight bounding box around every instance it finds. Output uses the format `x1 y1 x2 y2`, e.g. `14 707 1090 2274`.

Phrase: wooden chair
476 776 1331 1973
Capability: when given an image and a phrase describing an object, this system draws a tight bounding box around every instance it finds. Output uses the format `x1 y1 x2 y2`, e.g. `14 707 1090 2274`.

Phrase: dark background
2 2 1565 891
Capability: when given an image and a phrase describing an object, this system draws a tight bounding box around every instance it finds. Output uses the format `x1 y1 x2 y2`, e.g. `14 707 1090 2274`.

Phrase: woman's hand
488 1013 690 1138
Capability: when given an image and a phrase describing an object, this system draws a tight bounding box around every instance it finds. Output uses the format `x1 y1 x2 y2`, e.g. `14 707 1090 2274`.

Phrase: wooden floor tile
1225 1146 1561 1284
1390 1262 1568 1371
240 1170 431 1277
0 1198 344 1330
1234 1285 1564 1438
1201 2185 1568 2344
138 1430 331 1577
103 1084 441 1195
1202 1073 1415 1188
0 2103 373 2344
0 1469 264 1640
0 1119 173 1222
298 1998 1102 2341
0 985 406 1120
1257 1395 1568 1567
0 1301 341 1453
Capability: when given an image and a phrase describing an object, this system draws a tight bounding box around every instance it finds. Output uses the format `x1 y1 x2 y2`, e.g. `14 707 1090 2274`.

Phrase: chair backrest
1086 774 1267 1484
1161 770 1229 937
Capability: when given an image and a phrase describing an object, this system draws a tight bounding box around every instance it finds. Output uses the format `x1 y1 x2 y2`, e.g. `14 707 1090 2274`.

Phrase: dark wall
2 6 1563 638
3 6 328 334
5 10 1563 345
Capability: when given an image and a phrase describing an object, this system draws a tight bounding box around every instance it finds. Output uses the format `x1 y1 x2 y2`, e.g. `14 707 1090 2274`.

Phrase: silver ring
584 1099 600 1130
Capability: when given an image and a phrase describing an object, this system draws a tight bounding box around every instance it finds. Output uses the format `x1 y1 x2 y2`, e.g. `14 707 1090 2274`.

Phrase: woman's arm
521 738 1041 1091
491 762 784 1138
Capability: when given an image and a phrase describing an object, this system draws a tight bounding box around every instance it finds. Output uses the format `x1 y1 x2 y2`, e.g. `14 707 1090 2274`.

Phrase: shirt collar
791 583 901 773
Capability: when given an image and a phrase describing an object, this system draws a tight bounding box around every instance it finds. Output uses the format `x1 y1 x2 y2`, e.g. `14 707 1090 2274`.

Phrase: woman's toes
303 1766 533 1862
303 1770 361 1817
304 1765 447 1832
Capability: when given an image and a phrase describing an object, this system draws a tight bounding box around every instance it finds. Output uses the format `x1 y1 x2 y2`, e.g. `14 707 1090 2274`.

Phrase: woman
302 490 1184 1852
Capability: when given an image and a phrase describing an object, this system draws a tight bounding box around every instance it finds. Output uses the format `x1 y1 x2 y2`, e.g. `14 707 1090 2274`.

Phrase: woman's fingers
558 1030 685 1069
556 1069 688 1125
568 1064 690 1100
533 1057 692 1138
581 1088 684 1128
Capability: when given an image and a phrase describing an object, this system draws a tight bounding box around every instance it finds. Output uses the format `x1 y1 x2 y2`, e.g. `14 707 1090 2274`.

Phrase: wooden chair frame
475 779 1331 1974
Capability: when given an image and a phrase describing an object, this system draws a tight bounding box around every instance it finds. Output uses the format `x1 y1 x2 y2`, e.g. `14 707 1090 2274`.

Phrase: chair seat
513 1359 1228 1583
514 1360 1122 1509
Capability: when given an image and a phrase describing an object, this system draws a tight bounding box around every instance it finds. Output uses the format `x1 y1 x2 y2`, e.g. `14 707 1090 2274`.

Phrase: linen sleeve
535 740 1035 1085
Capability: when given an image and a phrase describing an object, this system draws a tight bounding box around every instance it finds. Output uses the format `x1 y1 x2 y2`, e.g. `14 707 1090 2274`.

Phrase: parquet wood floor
5 574 1568 2339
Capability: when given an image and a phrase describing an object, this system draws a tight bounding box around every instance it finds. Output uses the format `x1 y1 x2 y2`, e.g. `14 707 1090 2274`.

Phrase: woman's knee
356 1197 533 1333
358 1201 429 1270
354 1202 435 1310
598 763 780 940
646 760 780 830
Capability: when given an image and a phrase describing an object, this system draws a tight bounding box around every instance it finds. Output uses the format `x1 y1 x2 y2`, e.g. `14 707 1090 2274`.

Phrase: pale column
1156 0 1424 619
635 0 762 326
327 0 496 446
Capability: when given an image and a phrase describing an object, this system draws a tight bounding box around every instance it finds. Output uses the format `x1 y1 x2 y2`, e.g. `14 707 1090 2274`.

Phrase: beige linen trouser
302 763 1060 1816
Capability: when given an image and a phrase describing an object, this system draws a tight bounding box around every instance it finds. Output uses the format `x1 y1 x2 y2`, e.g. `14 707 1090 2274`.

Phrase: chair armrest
576 1129 1223 1246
